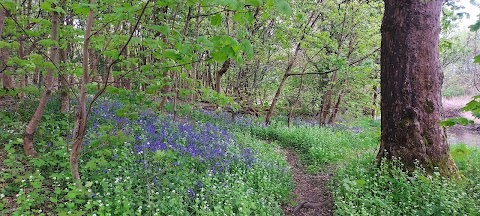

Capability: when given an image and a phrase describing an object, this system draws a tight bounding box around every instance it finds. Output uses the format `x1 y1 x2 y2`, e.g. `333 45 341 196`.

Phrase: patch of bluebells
85 100 256 173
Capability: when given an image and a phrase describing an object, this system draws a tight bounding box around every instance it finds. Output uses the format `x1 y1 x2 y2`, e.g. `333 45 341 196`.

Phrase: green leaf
0 41 9 48
456 117 470 126
356 179 366 187
147 25 170 35
211 14 222 26
246 0 262 6
66 191 77 199
31 181 42 189
474 55 480 64
233 12 254 25
44 62 55 69
40 1 53 12
0 0 16 11
469 20 480 32
85 181 93 188
212 46 234 62
274 0 292 16
225 0 242 10
73 3 96 16
241 39 254 59
31 158 46 168
462 100 480 112
439 119 455 127
85 160 97 170
29 54 43 66
104 50 120 60
53 6 66 14
197 36 214 49
162 49 182 60
39 39 55 47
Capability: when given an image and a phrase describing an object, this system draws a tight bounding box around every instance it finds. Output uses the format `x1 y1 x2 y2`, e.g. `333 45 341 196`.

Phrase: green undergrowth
332 144 480 215
243 117 480 215
0 96 292 215
249 119 380 173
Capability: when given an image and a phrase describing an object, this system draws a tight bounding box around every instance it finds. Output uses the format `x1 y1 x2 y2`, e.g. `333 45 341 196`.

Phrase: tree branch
287 47 379 77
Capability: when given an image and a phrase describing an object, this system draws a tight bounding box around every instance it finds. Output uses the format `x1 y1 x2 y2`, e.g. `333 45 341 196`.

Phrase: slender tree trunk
59 7 70 113
173 74 178 122
0 7 14 91
265 41 303 125
59 47 69 112
372 85 378 119
17 39 26 99
70 3 94 180
265 10 321 125
287 76 304 128
319 90 332 125
1 48 14 90
215 60 231 93
328 91 343 124
159 71 172 110
23 9 59 157
377 0 457 176
265 73 290 125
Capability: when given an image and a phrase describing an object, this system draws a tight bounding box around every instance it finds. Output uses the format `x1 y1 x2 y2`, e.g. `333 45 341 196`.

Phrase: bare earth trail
282 149 334 216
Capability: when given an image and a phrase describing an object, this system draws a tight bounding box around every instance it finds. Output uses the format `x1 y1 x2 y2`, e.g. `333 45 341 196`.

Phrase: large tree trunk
70 3 94 180
377 0 457 176
23 9 59 157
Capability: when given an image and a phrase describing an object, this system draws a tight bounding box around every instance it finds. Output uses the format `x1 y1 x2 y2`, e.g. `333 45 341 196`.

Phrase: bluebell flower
188 188 195 197
195 180 202 188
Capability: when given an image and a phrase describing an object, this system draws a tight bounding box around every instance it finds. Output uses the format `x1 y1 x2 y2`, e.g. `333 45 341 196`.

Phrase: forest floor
282 149 334 216
0 95 15 111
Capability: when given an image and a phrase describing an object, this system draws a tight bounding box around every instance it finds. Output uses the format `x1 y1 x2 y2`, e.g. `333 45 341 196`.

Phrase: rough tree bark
23 8 59 157
377 0 457 176
70 3 94 180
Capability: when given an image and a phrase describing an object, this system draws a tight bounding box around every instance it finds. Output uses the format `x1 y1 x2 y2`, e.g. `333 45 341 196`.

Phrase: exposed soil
282 149 334 216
